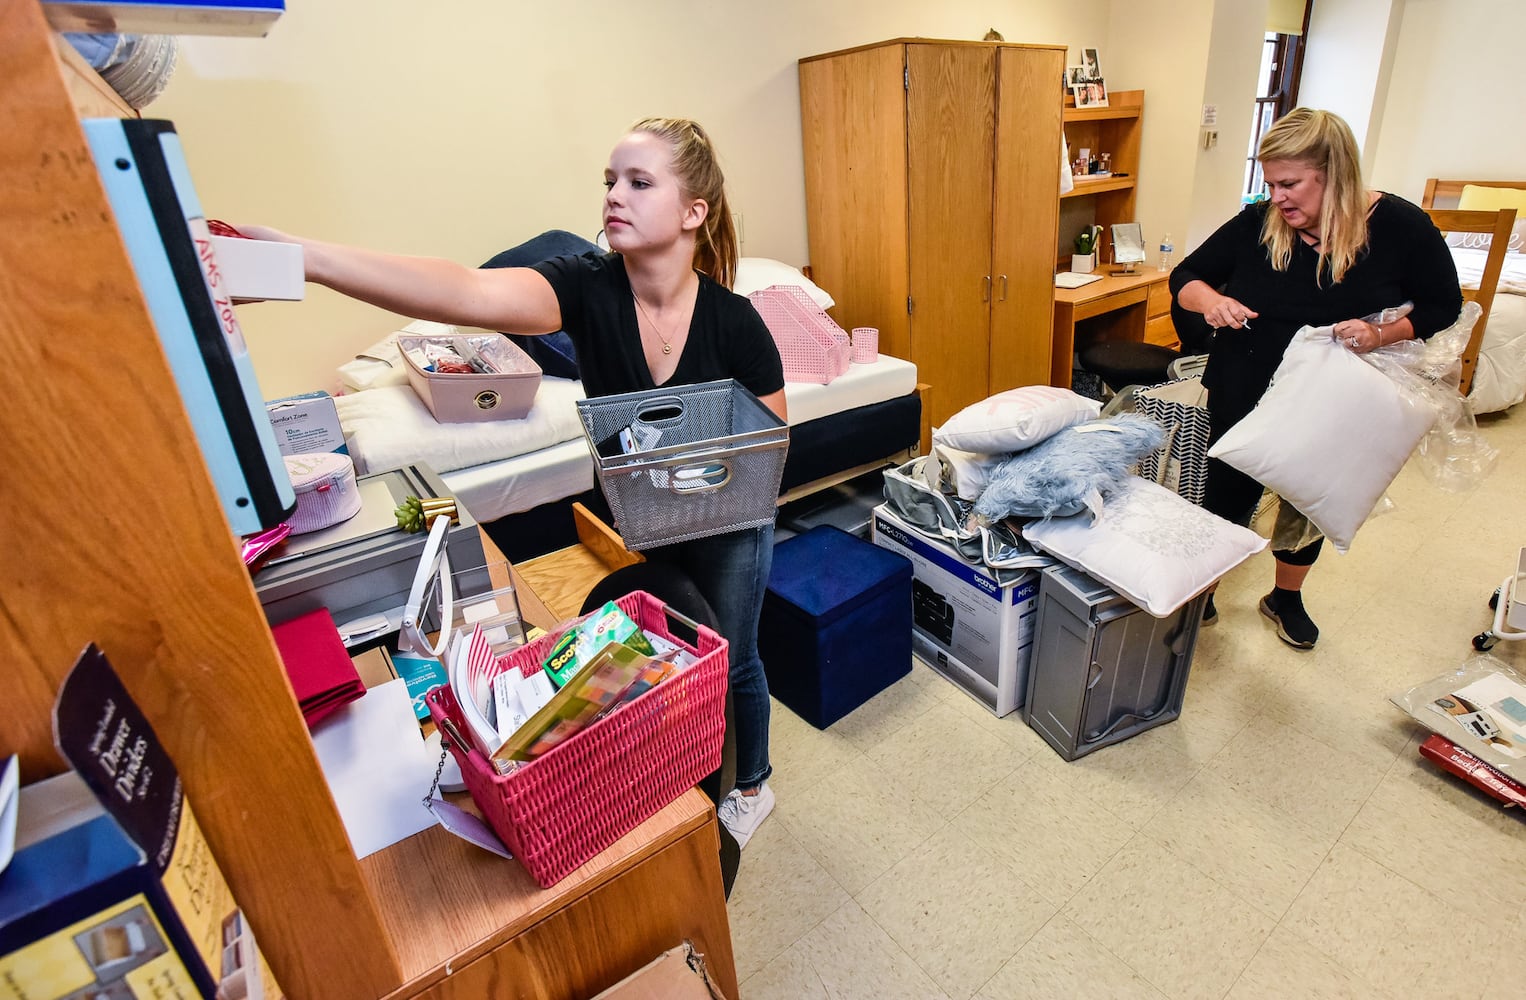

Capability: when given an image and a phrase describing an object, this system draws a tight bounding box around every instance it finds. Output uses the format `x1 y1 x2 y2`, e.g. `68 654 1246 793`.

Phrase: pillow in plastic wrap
336 320 458 392
1022 477 1267 617
973 414 1165 523
1208 323 1436 551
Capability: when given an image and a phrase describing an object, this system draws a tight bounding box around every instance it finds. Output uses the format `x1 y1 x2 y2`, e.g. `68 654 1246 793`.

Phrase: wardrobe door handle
998 274 1008 301
983 275 991 302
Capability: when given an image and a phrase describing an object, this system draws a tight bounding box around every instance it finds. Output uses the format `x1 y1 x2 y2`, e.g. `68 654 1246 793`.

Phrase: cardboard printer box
871 503 1038 717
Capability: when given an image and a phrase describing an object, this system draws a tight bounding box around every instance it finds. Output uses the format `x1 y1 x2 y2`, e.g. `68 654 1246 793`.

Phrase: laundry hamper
576 379 789 550
425 590 729 888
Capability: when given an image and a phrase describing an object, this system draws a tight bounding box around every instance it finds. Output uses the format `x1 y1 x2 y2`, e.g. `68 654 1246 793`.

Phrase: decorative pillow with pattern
1022 476 1267 616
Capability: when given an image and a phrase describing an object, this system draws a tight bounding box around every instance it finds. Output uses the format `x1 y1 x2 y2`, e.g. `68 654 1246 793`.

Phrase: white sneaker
717 784 775 849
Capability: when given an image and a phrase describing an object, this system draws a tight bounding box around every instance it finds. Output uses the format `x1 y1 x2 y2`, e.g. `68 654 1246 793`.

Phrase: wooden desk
364 790 734 999
362 525 737 999
1052 270 1177 386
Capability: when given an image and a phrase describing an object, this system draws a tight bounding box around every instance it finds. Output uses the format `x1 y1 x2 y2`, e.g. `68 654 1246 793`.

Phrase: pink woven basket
425 590 728 888
748 284 850 384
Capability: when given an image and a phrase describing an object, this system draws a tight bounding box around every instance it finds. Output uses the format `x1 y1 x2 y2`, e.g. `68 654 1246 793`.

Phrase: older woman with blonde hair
1170 108 1460 648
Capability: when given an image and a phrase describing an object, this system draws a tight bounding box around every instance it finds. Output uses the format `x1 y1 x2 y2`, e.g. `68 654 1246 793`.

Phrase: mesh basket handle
669 460 732 494
633 395 687 426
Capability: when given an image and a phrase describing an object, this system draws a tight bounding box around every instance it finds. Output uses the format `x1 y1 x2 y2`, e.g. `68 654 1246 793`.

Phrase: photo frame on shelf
1073 80 1109 109
1066 65 1088 87
1081 47 1103 81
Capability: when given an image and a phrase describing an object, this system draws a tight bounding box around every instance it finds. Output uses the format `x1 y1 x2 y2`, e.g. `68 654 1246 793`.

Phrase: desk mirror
1111 222 1146 271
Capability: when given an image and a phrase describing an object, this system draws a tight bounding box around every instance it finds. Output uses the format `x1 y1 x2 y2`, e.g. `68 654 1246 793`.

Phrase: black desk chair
1078 302 1214 394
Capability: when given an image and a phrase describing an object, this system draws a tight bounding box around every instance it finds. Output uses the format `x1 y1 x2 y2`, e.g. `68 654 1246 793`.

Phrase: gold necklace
633 292 685 355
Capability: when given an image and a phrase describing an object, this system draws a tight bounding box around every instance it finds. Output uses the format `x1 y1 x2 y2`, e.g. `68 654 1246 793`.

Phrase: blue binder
84 118 295 536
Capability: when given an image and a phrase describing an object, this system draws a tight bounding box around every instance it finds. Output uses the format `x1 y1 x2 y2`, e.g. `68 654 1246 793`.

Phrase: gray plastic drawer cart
1023 562 1206 761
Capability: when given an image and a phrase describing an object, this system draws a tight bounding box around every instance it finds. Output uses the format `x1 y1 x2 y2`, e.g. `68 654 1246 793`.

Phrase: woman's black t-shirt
1169 194 1461 407
531 251 784 401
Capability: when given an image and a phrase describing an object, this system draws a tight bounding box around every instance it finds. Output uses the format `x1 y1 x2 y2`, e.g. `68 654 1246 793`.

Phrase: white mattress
1449 247 1526 413
1473 291 1526 413
443 437 597 524
783 354 919 424
444 354 920 522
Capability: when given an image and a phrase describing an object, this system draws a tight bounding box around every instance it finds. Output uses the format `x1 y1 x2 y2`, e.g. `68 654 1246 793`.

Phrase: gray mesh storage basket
576 379 789 550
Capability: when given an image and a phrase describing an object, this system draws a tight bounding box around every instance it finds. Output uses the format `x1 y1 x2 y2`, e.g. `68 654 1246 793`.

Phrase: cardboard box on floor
592 943 725 999
870 503 1038 717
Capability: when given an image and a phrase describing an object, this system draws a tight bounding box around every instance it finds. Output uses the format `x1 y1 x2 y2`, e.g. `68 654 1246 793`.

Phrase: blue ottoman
759 525 913 729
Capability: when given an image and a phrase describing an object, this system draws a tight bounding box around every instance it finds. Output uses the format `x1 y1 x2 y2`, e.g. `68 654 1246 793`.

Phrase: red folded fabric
271 608 366 728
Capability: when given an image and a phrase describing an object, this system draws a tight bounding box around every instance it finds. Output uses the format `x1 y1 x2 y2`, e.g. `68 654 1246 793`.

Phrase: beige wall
155 1 1114 397
150 0 1501 399
1298 0 1406 162
1367 0 1526 202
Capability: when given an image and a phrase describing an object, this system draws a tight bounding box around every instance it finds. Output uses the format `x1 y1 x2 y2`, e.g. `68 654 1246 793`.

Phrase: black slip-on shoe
1259 592 1318 649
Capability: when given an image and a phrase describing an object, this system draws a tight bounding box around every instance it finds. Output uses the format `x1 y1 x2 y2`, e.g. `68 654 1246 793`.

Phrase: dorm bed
1422 178 1526 414
331 270 924 561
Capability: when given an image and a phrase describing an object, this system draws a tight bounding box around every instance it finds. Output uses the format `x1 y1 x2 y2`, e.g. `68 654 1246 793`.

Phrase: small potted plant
1072 225 1100 274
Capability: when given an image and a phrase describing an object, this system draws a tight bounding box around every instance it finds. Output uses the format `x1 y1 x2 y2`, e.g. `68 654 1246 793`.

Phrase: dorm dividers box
1024 562 1204 761
265 389 347 456
759 524 913 729
871 504 1038 717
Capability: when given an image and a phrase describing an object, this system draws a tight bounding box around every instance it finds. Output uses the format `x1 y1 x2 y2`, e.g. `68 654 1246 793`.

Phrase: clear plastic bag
1259 301 1493 552
1389 652 1526 783
1352 300 1497 492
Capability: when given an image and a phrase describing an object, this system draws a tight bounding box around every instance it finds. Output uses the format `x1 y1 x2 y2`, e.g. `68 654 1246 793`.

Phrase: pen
439 716 471 754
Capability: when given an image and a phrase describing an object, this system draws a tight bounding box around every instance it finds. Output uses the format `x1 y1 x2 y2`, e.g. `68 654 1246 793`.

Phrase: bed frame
1421 178 1522 396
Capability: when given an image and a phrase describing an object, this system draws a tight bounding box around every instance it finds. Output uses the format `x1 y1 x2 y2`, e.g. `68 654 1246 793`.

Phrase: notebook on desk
1054 271 1104 289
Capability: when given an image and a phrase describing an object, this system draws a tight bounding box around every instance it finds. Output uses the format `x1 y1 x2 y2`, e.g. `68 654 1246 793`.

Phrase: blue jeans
645 522 774 790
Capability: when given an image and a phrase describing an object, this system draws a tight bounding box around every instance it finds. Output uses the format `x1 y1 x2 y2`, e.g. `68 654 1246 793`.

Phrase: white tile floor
728 407 1526 1000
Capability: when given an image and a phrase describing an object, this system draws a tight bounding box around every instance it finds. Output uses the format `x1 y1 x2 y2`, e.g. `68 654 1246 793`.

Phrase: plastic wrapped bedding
1452 246 1526 413
881 457 1053 586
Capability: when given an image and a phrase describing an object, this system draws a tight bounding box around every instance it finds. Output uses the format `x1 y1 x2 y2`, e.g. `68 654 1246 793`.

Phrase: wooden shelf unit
1061 89 1144 268
4 6 735 998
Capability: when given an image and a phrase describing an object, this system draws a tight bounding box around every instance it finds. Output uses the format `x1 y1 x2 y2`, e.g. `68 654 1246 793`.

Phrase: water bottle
1158 233 1175 272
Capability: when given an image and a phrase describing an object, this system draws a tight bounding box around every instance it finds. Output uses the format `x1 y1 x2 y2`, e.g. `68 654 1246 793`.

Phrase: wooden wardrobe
799 38 1066 431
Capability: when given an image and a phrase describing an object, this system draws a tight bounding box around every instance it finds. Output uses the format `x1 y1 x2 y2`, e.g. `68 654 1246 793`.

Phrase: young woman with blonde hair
244 116 784 845
1170 108 1460 648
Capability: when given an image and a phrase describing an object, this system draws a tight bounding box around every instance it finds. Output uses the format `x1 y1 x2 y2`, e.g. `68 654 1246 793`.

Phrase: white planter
1070 253 1096 274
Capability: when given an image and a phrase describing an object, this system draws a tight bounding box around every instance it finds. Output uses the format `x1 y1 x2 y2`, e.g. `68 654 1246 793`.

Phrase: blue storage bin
760 525 913 729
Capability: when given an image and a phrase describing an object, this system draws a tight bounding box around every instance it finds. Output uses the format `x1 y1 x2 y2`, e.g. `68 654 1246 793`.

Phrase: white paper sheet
311 679 438 858
0 755 18 873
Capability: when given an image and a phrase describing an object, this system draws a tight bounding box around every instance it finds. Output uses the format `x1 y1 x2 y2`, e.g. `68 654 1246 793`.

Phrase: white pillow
1207 324 1436 552
1022 477 1267 617
732 257 835 309
337 320 459 392
933 385 1101 455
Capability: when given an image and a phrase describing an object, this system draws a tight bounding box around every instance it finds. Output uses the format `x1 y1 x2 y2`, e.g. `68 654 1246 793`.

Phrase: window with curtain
1244 1 1311 201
